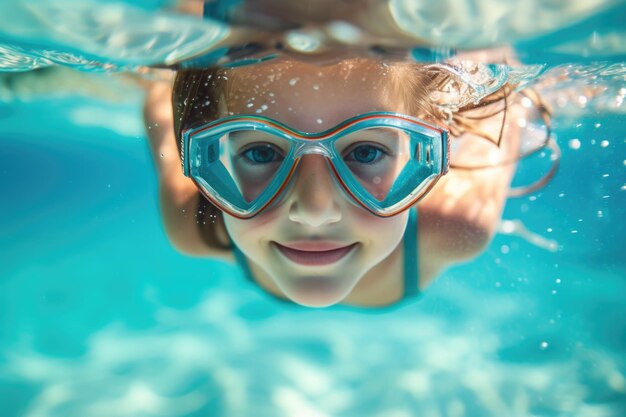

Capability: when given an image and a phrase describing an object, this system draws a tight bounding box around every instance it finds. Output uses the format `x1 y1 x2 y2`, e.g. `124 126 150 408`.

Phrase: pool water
0 1 625 416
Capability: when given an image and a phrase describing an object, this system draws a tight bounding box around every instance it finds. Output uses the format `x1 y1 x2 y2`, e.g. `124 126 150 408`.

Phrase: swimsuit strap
402 206 420 299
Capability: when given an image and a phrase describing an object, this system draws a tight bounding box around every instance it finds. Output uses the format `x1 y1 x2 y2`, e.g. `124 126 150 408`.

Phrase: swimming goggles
181 112 449 218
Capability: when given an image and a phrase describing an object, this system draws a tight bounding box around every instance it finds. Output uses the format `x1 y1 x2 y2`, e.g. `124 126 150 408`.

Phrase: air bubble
568 139 581 150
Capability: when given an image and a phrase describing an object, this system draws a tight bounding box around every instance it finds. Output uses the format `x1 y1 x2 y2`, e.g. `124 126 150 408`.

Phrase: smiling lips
273 241 358 266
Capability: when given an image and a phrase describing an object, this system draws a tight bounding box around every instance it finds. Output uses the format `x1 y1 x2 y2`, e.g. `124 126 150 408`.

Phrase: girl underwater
144 55 553 308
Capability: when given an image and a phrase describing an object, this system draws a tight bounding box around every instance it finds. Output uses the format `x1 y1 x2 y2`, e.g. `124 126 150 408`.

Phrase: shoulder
415 161 511 279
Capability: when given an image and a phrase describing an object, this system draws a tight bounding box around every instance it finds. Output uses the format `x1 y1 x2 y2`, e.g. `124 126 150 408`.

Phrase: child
144 57 530 308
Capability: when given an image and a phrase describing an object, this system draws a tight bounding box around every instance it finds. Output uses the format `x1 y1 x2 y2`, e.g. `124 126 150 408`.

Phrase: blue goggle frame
182 112 449 218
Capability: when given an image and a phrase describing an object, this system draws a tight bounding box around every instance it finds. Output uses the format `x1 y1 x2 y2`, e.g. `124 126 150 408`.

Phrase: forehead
223 59 408 131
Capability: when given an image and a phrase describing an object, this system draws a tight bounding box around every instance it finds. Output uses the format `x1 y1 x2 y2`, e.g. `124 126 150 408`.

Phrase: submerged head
172 57 502 307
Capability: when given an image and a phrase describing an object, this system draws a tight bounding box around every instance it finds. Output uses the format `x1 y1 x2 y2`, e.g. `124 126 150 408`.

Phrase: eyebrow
229 130 274 140
347 128 401 141
228 127 403 142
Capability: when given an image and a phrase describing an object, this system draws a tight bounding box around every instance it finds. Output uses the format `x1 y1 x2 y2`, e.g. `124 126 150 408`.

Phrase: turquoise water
1 1 625 416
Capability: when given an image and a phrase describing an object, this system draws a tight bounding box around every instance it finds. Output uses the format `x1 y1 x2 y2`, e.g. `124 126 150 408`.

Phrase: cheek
351 208 408 248
223 209 282 249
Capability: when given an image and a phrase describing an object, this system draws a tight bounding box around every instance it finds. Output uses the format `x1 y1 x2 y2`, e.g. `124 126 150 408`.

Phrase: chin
278 274 355 308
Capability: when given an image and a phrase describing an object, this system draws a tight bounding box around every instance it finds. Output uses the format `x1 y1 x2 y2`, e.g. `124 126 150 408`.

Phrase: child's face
220 59 412 307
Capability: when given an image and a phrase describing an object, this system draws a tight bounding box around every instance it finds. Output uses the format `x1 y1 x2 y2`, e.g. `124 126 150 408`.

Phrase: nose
287 154 342 227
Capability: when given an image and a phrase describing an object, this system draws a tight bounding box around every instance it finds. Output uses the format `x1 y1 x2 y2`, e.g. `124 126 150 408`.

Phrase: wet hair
171 59 519 250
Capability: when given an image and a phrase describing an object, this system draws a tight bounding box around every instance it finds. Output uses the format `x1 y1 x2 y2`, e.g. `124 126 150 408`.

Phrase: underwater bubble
289 78 299 86
568 139 581 150
327 21 363 44
600 140 609 147
285 31 322 53
540 342 549 349
316 118 323 124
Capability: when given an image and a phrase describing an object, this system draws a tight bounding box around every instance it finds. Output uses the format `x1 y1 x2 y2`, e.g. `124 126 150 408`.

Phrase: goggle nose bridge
291 140 335 159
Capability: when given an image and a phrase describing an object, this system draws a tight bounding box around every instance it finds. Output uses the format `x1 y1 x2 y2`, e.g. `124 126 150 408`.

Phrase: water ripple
0 0 228 72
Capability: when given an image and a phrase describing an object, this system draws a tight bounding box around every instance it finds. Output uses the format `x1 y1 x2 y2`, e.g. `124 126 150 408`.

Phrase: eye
241 144 284 164
344 144 387 164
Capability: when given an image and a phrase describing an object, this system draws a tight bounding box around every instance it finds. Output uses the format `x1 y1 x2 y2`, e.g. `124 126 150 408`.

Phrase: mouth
272 241 358 266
